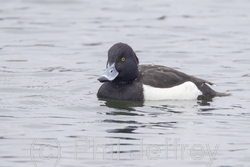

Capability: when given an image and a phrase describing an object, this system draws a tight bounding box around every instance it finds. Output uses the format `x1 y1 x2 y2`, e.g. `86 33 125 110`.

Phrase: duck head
98 43 139 83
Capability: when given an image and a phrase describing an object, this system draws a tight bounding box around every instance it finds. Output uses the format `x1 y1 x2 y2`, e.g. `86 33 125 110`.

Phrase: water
0 0 250 167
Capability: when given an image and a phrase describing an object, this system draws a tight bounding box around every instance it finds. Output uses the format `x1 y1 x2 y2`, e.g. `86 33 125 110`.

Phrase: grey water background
0 0 250 166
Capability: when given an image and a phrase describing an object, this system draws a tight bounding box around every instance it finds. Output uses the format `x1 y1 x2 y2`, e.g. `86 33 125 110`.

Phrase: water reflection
101 98 211 113
99 99 212 134
102 99 143 111
106 126 138 133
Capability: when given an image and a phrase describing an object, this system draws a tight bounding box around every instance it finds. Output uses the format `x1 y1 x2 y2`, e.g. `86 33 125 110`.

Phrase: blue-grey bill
98 63 119 82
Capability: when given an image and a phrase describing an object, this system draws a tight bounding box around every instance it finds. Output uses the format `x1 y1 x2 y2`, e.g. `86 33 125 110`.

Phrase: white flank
143 81 202 101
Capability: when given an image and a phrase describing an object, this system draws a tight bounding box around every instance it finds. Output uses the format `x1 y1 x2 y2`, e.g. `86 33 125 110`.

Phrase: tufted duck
97 43 229 101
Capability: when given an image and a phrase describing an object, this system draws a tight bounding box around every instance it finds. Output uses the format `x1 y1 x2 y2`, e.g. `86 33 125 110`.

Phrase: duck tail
215 91 231 97
204 82 231 97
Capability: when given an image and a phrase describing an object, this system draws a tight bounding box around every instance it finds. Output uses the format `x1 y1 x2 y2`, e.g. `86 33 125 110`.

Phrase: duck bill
98 63 119 82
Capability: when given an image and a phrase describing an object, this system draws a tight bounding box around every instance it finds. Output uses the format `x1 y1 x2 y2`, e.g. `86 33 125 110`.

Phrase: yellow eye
121 57 126 62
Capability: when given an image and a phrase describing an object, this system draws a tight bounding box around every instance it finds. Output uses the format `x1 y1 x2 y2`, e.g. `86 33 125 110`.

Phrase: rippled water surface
0 0 250 167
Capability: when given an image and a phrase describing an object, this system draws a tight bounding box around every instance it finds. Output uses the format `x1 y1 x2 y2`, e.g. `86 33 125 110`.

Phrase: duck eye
121 57 126 62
